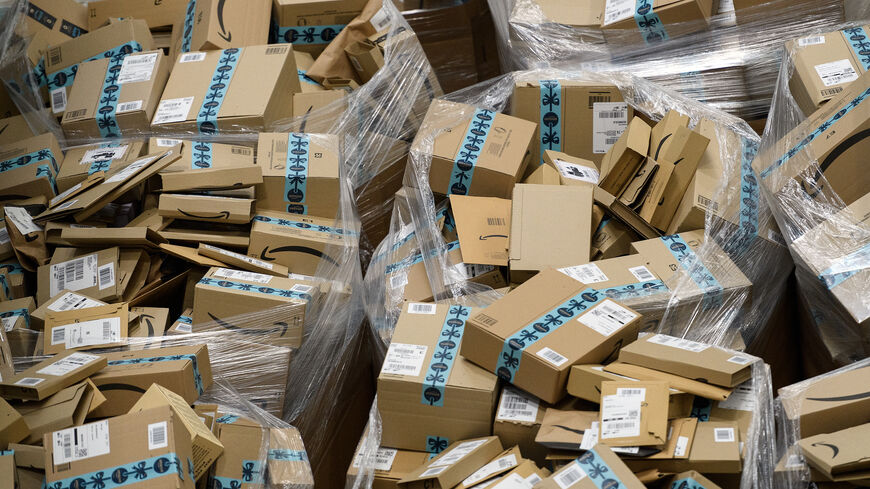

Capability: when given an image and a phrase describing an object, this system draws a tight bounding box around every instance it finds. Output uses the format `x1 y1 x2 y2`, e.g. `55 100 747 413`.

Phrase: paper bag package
271 0 371 56
0 132 63 200
377 302 498 452
168 0 271 57
57 141 146 193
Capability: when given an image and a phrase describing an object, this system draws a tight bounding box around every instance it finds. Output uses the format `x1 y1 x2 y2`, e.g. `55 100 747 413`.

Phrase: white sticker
37 352 101 376
381 343 427 377
47 292 103 312
558 263 608 284
14 377 44 386
579 299 638 336
554 461 587 489
553 160 599 184
600 394 641 439
717 0 734 13
719 381 756 411
117 52 158 84
603 0 634 24
51 86 67 114
370 7 391 31
115 100 143 114
179 52 206 63
152 96 195 125
289 283 313 294
0 227 9 245
4 206 42 235
496 387 540 423
408 302 436 315
388 273 408 289
52 420 110 465
814 59 859 87
156 138 183 147
628 265 656 282
647 334 709 353
147 421 168 450
464 263 496 278
201 244 275 270
213 268 272 284
593 102 628 154
536 347 569 367
420 466 447 477
49 253 98 298
798 35 825 46
462 454 518 486
50 182 84 208
714 427 735 443
491 473 533 489
1 316 17 332
616 387 646 400
104 154 160 184
62 317 122 349
352 447 398 471
98 263 115 290
727 354 753 365
674 436 689 457
175 323 192 333
430 439 487 467
580 421 599 450
55 199 78 211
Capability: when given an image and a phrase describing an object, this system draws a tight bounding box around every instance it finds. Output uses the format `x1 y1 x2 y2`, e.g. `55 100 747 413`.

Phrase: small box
37 247 121 304
598 117 650 197
271 0 370 56
598 380 669 447
398 436 503 489
24 0 88 47
43 302 128 355
158 140 260 192
168 0 271 57
12 380 97 444
600 0 714 44
346 437 430 489
0 133 63 200
87 0 188 30
56 141 145 193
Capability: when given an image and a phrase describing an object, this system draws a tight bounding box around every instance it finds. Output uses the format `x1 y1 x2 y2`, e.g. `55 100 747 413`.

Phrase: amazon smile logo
216 0 231 42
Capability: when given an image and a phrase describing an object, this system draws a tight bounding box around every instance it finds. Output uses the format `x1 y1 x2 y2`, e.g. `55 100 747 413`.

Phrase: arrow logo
97 383 147 393
177 209 231 220
0 124 8 136
259 245 339 267
478 234 507 240
807 391 870 402
216 0 232 42
811 442 839 458
207 312 289 336
141 314 155 336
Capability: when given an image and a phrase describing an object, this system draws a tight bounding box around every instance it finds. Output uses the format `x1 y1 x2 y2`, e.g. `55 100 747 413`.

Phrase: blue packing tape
298 69 320 86
496 288 606 383
210 460 263 488
0 275 9 299
634 0 669 44
819 242 870 289
46 41 143 92
47 453 186 489
421 305 471 407
575 448 624 489
0 262 24 275
36 163 58 195
215 414 239 424
0 148 58 175
0 449 12 456
268 449 307 461
672 476 713 489
0 308 30 328
284 133 310 215
438 206 456 233
384 240 460 275
659 235 723 308
96 52 130 138
276 25 345 45
191 141 214 169
539 79 562 164
844 27 870 71
690 396 713 422
253 214 356 236
425 436 449 454
180 0 197 53
107 354 205 395
196 48 241 134
177 315 193 324
197 278 312 302
602 280 668 301
448 109 495 195
723 137 760 255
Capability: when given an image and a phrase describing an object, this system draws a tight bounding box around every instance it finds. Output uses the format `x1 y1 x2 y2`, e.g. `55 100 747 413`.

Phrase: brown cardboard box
450 195 511 266
523 163 562 185
509 184 593 282
0 398 29 448
158 140 259 192
0 132 63 200
151 45 299 134
44 406 196 489
345 39 384 83
89 344 212 418
25 0 89 46
36 247 121 304
567 365 694 417
87 0 189 30
198 243 288 277
0 351 106 401
0 259 29 301
293 90 347 117
268 427 315 488
0 113 40 146
799 423 870 478
129 384 222 480
378 302 498 452
454 446 525 489
62 50 170 139
56 141 145 193
413 100 536 199
157 194 254 224
294 51 323 93
536 444 647 489
159 225 250 249
625 421 742 473
598 381 668 447
255 132 341 218
346 433 430 489
512 80 630 167
599 118 650 197
0 449 15 487
779 364 870 438
618 334 754 387
534 409 598 451
30 290 106 331
43 302 128 355
13 380 96 444
543 151 600 187
601 0 714 44
398 436 503 489
128 306 169 338
271 0 371 56
591 217 635 259
168 0 271 57
59 227 166 251
604 362 733 401
492 386 549 465
9 442 46 469
533 0 605 27
671 471 723 489
1 297 36 360
461 268 642 403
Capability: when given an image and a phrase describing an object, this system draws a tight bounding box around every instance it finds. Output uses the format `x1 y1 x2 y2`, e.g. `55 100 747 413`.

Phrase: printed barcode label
697 194 720 211
381 343 427 376
798 35 825 46
15 377 44 386
175 323 192 333
628 265 655 282
420 466 447 477
719 380 756 411
265 46 288 55
408 302 436 315
558 263 609 284
117 52 157 84
289 283 313 294
714 427 735 443
148 422 168 450
388 273 408 289
616 387 646 399
553 160 599 184
605 137 619 145
554 461 587 489
431 439 487 467
152 96 195 125
464 263 495 278
536 347 569 367
80 145 128 164
601 394 641 439
48 292 103 312
593 102 628 154
52 420 110 465
579 299 638 336
213 268 272 284
603 0 634 24
647 334 709 352
230 147 252 155
674 435 689 457
588 95 611 108
370 7 391 30
51 326 66 345
1 316 16 332
37 352 100 376
115 100 143 113
473 314 498 327
62 317 122 349
814 59 858 87
4 206 42 235
352 446 398 470
51 87 67 114
486 142 504 156
156 138 182 147
462 454 518 486
821 87 844 97
65 109 86 119
98 263 114 290
727 355 753 365
179 52 206 63
49 47 62 65
105 154 161 184
50 254 98 298
496 387 539 422
487 217 506 226
0 227 8 245
598 110 625 118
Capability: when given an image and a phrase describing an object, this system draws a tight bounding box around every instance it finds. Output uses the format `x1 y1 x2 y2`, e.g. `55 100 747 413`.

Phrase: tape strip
196 48 241 134
0 275 9 300
634 0 669 44
298 69 320 86
660 235 723 307
60 19 87 38
211 460 263 488
176 315 193 324
33 57 47 87
726 138 760 255
426 436 449 454
277 24 345 45
197 278 312 301
36 163 58 195
843 27 870 71
107 353 205 394
0 263 24 275
46 41 143 92
819 242 870 289
284 133 310 215
88 144 119 174
690 396 713 422
26 4 56 30
421 305 471 407
0 308 30 328
253 214 356 236
96 51 129 138
180 0 197 53
602 280 668 301
448 109 495 195
576 448 624 489
384 240 460 275
496 288 605 382
672 477 713 489
216 414 239 424
191 142 214 169
48 453 186 489
268 449 308 461
0 148 59 174
539 79 562 164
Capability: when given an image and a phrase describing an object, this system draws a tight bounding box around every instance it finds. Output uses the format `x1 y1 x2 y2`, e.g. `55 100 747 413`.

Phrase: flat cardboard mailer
482 459 551 488
412 99 535 199
377 302 498 452
198 243 288 277
461 268 643 403
8 442 46 469
453 446 525 489
56 141 145 193
398 436 503 489
160 243 228 268
0 350 106 401
598 117 650 197
567 365 694 418
346 437 430 489
30 290 106 331
536 444 647 489
60 226 166 250
36 247 120 305
44 406 196 489
622 421 742 474
157 193 254 225
798 423 870 479
128 306 170 339
450 194 511 267
12 380 97 444
158 140 261 192
151 45 299 134
779 364 870 438
598 381 669 447
167 0 271 58
159 225 250 249
604 362 733 401
89 344 212 418
0 397 28 448
271 0 369 56
534 409 599 452
0 132 63 201
43 302 129 355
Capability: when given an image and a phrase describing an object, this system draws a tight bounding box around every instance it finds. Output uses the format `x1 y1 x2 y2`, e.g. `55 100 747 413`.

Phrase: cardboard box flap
0 351 106 401
535 408 599 450
449 195 511 266
454 446 524 489
399 436 503 486
593 186 662 239
44 302 128 355
60 226 166 249
599 381 669 447
158 194 254 225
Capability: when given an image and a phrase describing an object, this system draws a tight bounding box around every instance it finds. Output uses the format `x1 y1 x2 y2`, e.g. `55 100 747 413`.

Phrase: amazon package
271 0 371 56
157 140 259 192
168 0 271 57
56 141 146 193
0 132 63 201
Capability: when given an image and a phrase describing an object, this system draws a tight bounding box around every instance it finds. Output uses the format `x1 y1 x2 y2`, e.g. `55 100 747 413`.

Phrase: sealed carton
398 436 503 489
623 421 742 473
598 380 669 446
12 380 97 444
532 0 605 27
267 427 315 488
294 90 347 117
0 132 63 200
534 409 599 451
128 306 170 338
536 444 647 489
43 302 128 355
37 247 121 304
378 302 498 452
454 446 524 489
523 163 561 185
0 113 40 146
567 365 694 417
0 397 29 448
272 0 370 56
56 141 145 193
449 195 511 266
600 0 714 44
30 290 106 331
87 0 189 30
248 211 355 276
169 0 271 56
158 194 254 224
799 423 870 478
461 268 642 403
158 140 259 192
0 351 106 401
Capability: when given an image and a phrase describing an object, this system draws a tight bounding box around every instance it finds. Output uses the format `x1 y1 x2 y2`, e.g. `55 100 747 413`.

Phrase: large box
600 0 714 44
272 0 370 56
0 132 63 200
169 0 271 56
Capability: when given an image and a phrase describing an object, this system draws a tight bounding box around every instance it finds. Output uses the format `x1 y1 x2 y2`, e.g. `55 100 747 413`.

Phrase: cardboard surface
450 195 511 266
398 436 503 489
0 350 106 401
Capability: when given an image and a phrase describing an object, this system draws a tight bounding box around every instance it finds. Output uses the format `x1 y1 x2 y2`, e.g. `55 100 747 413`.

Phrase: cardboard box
591 217 634 259
158 140 260 192
536 444 646 489
43 302 129 355
623 421 742 474
413 100 535 199
29 290 106 331
0 113 40 146
604 362 733 401
56 141 145 193
293 90 347 117
398 436 503 489
0 351 106 401
294 51 323 93
523 163 562 185
600 0 714 44
59 227 166 252
255 132 341 218
12 380 97 444
44 406 196 489
512 80 630 167
37 247 121 304
0 398 28 449
509 184 593 281
168 0 271 56
378 302 498 452
593 186 661 240
542 151 600 186
268 427 315 488
158 194 254 225
152 45 299 134
779 364 870 438
62 50 170 139
198 243 288 277
87 0 189 29
0 260 27 301
461 268 642 403
346 441 431 489
449 195 511 266
567 365 694 417
25 0 89 46
492 386 549 465
532 0 605 27
599 117 650 197
89 344 212 418
534 408 598 451
598 380 668 446
271 0 370 56
346 39 384 83
453 446 526 489
671 471 723 489
799 423 870 478
128 306 169 338
1 297 36 360
248 210 355 276
0 132 63 200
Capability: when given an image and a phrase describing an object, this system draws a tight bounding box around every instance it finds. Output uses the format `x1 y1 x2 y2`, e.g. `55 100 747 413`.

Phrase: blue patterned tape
210 460 263 488
197 277 312 301
384 240 460 275
672 477 712 489
761 86 870 179
268 449 307 461
602 280 668 301
0 308 30 328
725 138 760 255
421 305 470 407
46 41 143 92
844 27 870 71
0 275 9 300
253 214 357 236
177 315 193 324
216 414 239 424
284 133 310 215
298 69 319 86
496 288 605 383
438 206 456 233
448 109 495 195
539 79 562 164
46 453 185 489
276 25 345 45
425 436 449 454
36 163 59 195
660 235 723 308
576 448 623 489
370 228 417 264
107 354 204 395
0 449 11 456
197 48 241 134
87 144 121 174
0 262 24 275
33 57 47 87
191 142 214 169
96 52 129 138
0 148 58 175
634 0 669 44
180 0 197 53
819 242 870 289
690 396 713 422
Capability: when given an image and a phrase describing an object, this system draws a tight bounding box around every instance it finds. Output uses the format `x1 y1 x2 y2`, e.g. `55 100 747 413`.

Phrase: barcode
179 52 206 63
821 87 843 97
99 266 113 288
52 89 67 111
697 195 720 212
116 101 141 113
176 323 192 333
17 377 43 386
629 266 655 281
265 46 288 55
588 95 611 108
555 463 586 487
63 433 72 460
409 303 436 314
605 137 619 145
486 142 503 156
52 327 65 344
149 422 167 447
537 347 568 366
474 314 497 326
618 388 644 397
728 355 752 365
607 421 639 431
230 147 252 155
126 56 152 65
598 110 626 119
714 428 735 442
65 109 86 119
487 217 506 226
58 260 85 292
49 47 62 65
102 321 112 340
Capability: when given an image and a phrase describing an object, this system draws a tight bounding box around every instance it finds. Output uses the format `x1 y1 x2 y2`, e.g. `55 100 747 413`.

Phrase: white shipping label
37 352 101 376
628 265 656 282
1 316 16 332
147 421 168 450
554 461 587 489
50 87 67 114
381 343 427 377
719 381 756 411
462 454 518 486
814 59 859 87
496 387 539 423
213 268 272 284
179 52 206 63
49 254 98 298
593 102 628 153
55 199 78 211
370 7 391 31
117 52 158 84
430 439 487 467
600 394 642 439
80 146 129 164
615 387 646 400
104 154 160 184
580 421 599 449
525 474 543 486
152 96 195 125
115 100 143 114
98 263 115 290
798 35 825 46
465 263 496 278
14 377 44 386
175 323 192 333
420 466 447 477
536 347 569 367
50 183 84 207
558 263 608 284
52 420 110 465
674 436 689 457
491 473 532 489
156 138 183 147
727 354 753 365
714 427 735 443
4 206 42 235
388 272 408 289
579 299 638 336
289 284 313 294
717 0 734 13
352 447 398 471
554 160 599 184
647 334 709 352
63 317 122 349
0 227 9 245
408 302 436 315
603 0 634 25
47 292 103 312
204 244 275 269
